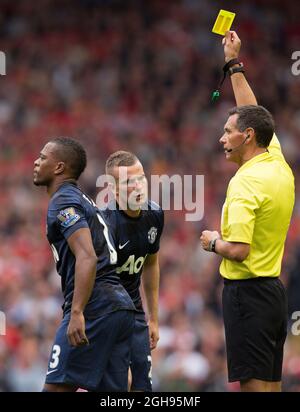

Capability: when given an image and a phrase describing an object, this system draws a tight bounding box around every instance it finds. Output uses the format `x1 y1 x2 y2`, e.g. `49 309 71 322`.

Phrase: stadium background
0 0 299 391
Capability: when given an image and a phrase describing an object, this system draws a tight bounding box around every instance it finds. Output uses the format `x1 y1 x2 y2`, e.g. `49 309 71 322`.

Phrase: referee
200 31 295 392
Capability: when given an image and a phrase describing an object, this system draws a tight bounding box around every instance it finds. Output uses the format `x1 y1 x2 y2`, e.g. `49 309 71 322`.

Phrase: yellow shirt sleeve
268 133 284 160
224 176 263 244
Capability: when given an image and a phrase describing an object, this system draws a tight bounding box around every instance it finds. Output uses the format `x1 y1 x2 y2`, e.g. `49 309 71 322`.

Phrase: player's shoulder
146 200 163 215
100 200 117 217
144 200 164 227
99 201 118 227
49 183 82 210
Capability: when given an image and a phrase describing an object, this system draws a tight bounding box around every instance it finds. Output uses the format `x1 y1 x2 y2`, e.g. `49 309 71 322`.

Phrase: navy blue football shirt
102 201 164 314
46 182 135 318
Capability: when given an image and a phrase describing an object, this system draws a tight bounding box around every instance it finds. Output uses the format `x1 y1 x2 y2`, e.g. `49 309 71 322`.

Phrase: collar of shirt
236 151 270 175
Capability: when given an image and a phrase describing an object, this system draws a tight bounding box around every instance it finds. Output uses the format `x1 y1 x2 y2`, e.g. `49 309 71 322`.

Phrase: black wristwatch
228 63 245 76
209 238 218 253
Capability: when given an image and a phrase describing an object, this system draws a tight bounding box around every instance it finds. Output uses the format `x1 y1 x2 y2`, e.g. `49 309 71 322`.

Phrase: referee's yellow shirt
220 134 295 280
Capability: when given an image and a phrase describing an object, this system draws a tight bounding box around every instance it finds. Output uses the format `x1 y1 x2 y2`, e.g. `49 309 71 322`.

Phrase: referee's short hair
229 105 275 148
50 137 87 179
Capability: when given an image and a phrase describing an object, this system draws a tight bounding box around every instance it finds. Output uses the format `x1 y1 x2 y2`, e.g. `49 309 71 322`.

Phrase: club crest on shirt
148 227 158 244
57 207 80 228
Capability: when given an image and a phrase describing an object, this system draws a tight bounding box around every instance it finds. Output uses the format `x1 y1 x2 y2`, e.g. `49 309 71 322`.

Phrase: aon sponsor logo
116 254 147 275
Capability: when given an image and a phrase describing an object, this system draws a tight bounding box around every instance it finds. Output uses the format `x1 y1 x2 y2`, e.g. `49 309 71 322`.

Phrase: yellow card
212 9 236 36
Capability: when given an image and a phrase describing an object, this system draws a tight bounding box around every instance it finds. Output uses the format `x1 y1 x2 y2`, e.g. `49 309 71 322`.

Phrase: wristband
211 58 243 102
228 62 245 76
208 238 218 253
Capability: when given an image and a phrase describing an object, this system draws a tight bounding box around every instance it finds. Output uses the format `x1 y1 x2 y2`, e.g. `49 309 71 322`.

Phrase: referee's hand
223 31 241 63
200 230 220 251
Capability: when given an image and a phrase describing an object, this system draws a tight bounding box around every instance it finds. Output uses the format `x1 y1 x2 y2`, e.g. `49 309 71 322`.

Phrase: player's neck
123 208 141 218
47 177 77 197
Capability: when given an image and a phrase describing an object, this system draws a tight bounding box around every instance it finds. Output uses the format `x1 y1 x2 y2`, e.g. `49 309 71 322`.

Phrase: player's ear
54 161 66 175
244 128 254 142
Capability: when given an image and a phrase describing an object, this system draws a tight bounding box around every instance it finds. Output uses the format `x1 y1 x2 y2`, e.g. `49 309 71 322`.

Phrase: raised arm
223 31 283 156
223 31 257 107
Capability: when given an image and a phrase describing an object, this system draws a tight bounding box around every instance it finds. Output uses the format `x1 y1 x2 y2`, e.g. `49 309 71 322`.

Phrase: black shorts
222 277 287 383
130 314 152 392
45 310 135 391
